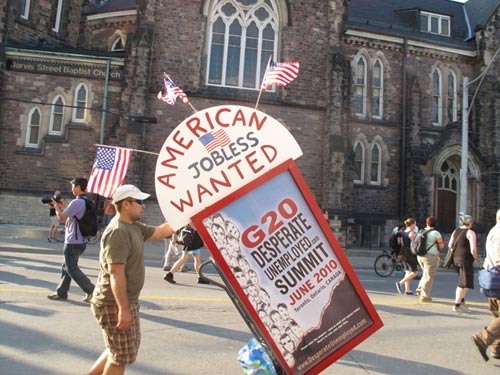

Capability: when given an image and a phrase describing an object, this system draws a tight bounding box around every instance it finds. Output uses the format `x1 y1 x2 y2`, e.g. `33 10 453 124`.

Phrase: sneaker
163 272 176 284
452 304 471 313
471 335 489 362
82 293 92 303
180 265 192 273
405 291 415 295
419 297 432 303
460 304 471 313
395 282 402 294
197 277 210 284
163 265 172 271
415 289 421 296
47 293 67 301
47 237 53 243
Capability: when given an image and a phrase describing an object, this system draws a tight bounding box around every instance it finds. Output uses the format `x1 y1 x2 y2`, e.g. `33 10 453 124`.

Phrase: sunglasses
127 199 145 205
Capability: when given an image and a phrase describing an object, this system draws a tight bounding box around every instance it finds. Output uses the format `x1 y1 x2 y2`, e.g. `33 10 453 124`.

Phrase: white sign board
155 105 303 229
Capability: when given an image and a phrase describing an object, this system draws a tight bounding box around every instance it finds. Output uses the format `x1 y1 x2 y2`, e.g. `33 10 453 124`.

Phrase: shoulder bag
442 229 466 269
478 266 500 298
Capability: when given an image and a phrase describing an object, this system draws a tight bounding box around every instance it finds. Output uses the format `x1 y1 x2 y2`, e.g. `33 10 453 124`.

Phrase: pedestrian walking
395 218 418 295
102 198 116 228
415 216 445 303
47 178 95 302
163 223 210 285
449 214 478 313
162 229 191 272
47 190 63 242
471 208 500 361
86 184 174 375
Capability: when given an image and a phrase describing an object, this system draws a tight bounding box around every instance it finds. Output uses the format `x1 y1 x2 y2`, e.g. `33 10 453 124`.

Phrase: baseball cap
112 184 151 204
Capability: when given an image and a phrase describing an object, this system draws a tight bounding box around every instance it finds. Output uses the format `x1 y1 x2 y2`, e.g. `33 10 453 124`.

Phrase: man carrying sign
86 185 174 375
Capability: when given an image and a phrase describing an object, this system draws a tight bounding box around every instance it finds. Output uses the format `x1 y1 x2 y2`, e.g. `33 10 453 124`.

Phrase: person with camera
46 190 63 242
47 177 95 302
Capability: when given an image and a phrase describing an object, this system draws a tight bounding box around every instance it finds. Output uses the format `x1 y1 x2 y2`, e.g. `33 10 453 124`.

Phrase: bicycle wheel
86 230 101 245
54 226 65 242
374 254 395 277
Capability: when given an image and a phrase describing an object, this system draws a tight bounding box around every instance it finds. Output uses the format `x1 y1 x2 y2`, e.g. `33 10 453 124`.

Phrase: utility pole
458 76 468 219
459 46 500 221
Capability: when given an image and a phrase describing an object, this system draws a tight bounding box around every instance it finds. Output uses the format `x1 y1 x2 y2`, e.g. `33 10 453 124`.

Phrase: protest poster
192 160 383 375
155 105 302 230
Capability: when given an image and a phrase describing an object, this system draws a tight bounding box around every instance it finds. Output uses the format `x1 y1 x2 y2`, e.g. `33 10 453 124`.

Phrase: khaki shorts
91 302 141 365
50 216 59 227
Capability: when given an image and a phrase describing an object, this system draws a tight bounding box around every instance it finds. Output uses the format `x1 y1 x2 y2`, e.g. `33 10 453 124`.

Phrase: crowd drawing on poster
203 213 305 367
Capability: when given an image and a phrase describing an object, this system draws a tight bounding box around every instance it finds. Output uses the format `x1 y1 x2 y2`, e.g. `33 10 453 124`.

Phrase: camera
41 195 62 204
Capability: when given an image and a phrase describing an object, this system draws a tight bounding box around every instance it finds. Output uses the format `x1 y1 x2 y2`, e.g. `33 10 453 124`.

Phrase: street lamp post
458 77 468 219
458 46 500 222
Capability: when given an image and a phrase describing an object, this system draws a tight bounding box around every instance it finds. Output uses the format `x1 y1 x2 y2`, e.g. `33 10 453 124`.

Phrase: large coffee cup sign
155 105 303 229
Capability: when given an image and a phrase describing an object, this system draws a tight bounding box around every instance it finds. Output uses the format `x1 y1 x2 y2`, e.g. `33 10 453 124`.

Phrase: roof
464 0 500 33
346 0 499 49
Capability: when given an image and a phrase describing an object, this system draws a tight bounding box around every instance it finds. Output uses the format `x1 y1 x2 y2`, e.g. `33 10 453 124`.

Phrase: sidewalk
0 224 377 270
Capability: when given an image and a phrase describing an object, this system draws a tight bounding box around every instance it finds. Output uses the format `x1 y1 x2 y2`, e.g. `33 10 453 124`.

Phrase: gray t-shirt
92 218 156 304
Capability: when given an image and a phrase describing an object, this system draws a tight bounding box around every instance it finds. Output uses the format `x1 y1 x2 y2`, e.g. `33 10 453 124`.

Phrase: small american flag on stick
87 146 132 198
157 76 190 105
260 60 300 91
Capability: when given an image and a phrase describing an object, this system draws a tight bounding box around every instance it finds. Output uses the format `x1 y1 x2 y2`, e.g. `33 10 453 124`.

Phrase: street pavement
0 225 499 374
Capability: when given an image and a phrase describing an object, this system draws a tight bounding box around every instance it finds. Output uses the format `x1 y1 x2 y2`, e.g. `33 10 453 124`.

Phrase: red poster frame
192 159 383 374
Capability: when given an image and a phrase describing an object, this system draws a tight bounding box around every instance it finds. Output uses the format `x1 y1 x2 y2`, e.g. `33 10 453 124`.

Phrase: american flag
260 60 300 91
87 146 132 198
198 129 231 152
157 76 190 105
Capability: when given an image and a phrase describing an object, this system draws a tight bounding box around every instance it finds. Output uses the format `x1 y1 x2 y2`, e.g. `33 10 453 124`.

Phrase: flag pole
255 55 272 110
94 144 159 156
162 71 197 113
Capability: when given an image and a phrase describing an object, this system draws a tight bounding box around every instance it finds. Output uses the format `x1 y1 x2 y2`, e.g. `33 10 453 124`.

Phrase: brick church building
1 0 499 249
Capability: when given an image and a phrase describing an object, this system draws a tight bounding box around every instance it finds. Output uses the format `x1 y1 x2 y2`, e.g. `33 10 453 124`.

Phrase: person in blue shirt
47 177 95 302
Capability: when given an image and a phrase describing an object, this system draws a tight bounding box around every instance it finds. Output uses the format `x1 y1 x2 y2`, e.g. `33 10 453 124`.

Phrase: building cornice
6 48 125 66
345 29 477 57
87 9 137 22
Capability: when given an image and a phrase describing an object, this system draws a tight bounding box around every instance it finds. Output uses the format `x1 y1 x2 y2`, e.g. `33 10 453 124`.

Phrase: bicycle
53 223 102 244
374 249 405 277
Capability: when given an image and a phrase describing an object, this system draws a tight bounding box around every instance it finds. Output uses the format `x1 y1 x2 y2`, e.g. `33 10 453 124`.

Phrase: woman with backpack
395 218 418 295
415 216 445 303
163 223 210 285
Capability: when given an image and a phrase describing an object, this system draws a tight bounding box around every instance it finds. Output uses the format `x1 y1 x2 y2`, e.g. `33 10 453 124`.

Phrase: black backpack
389 233 400 251
76 196 98 238
411 229 434 256
179 226 204 250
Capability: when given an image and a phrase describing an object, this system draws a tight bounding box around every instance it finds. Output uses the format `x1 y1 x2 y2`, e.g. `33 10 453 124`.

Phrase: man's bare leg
103 361 125 375
85 349 108 375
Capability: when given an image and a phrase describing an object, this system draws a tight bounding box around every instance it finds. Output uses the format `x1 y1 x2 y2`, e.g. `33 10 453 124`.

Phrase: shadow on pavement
339 350 469 374
140 310 251 344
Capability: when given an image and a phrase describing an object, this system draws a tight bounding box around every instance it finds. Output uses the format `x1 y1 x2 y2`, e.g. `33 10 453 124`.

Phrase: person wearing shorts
163 223 210 285
449 214 478 313
86 185 173 375
47 190 62 242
